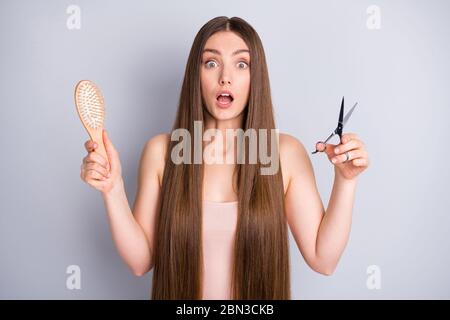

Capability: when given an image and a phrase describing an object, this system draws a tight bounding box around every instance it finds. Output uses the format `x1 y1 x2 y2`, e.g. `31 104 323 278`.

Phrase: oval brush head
74 80 108 165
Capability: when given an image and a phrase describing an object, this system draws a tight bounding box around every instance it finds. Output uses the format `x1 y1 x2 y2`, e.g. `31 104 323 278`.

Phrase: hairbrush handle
90 129 109 166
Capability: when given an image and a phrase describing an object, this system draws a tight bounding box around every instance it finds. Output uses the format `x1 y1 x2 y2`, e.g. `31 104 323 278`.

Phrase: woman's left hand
315 133 370 181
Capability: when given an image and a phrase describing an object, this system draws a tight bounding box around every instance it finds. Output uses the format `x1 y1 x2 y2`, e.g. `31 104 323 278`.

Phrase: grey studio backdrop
0 0 448 299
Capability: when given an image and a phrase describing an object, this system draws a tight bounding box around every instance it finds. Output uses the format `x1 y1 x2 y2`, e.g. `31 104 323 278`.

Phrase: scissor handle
311 131 336 154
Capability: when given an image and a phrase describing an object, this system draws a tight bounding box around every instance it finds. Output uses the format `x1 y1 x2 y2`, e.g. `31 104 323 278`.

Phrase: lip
216 89 234 100
215 98 233 109
216 89 234 109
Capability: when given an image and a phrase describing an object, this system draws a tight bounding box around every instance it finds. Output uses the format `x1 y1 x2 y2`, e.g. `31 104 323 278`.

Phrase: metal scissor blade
338 96 344 124
323 131 335 144
335 96 345 138
343 102 358 126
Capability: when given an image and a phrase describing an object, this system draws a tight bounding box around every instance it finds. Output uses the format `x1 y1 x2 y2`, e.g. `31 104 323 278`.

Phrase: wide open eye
237 61 249 69
205 60 218 69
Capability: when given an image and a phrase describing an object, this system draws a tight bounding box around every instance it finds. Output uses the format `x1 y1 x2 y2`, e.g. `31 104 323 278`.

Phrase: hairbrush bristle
75 80 105 130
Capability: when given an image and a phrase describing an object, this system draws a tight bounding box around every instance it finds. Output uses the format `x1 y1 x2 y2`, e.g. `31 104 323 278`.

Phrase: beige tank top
201 200 238 300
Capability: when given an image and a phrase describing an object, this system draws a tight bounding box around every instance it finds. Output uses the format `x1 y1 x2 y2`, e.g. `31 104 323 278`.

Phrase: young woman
80 16 369 300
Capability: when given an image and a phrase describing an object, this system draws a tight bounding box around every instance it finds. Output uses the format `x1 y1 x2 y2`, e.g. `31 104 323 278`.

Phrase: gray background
1 0 449 299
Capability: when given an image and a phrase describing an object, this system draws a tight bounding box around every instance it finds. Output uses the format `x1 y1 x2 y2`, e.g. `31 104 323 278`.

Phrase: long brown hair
151 16 290 299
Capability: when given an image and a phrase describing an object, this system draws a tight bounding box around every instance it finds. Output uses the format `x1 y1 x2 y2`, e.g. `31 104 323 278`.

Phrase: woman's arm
102 133 168 276
280 134 358 275
102 181 152 276
313 171 357 274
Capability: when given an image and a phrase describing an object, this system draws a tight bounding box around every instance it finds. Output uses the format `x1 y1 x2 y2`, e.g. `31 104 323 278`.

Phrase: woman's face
200 31 250 121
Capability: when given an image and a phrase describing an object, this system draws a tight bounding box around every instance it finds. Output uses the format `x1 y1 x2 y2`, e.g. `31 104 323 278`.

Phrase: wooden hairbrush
74 80 108 164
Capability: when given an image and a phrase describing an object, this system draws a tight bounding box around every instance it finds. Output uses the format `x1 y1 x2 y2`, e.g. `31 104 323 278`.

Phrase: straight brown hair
151 16 290 299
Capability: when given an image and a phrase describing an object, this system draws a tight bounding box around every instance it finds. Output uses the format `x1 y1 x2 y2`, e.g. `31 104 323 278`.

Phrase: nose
219 68 231 85
220 78 231 85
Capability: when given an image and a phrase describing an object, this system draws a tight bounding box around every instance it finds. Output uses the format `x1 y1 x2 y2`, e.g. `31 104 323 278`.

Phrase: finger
85 151 109 170
86 177 107 190
351 157 370 167
331 149 366 164
85 152 108 171
80 167 101 184
85 162 110 179
341 133 360 144
86 169 108 181
103 130 116 172
315 142 327 152
334 139 363 155
321 143 339 159
85 140 98 152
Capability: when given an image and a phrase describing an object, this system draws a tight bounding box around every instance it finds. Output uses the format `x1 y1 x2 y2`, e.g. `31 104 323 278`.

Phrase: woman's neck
203 110 245 131
202 111 245 161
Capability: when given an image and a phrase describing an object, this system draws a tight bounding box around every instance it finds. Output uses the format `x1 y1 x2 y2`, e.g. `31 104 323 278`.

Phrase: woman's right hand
80 129 123 195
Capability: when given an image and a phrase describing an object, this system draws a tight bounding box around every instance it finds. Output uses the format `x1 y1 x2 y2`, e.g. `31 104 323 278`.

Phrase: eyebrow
202 48 250 56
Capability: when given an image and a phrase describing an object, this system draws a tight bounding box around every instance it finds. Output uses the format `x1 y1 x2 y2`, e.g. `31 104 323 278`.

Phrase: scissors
312 96 358 154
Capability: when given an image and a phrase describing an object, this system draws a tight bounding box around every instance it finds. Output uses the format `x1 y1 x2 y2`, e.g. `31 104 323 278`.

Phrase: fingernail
332 158 337 163
335 148 339 153
94 143 97 148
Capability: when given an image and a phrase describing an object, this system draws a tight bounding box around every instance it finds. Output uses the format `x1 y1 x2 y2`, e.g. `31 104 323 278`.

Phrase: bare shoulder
279 133 311 191
279 132 305 150
145 132 170 153
279 132 309 161
141 133 171 187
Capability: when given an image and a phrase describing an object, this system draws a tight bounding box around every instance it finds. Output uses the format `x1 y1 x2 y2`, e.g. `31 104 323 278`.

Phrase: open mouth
216 92 234 106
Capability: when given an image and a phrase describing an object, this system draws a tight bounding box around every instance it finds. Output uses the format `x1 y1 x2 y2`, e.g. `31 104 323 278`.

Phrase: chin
210 111 233 121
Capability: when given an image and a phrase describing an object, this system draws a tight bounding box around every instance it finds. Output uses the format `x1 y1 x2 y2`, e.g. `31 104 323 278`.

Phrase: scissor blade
343 102 358 126
338 96 344 124
335 96 345 137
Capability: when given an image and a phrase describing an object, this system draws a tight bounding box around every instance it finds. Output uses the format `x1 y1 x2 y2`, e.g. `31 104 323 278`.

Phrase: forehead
203 31 249 54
